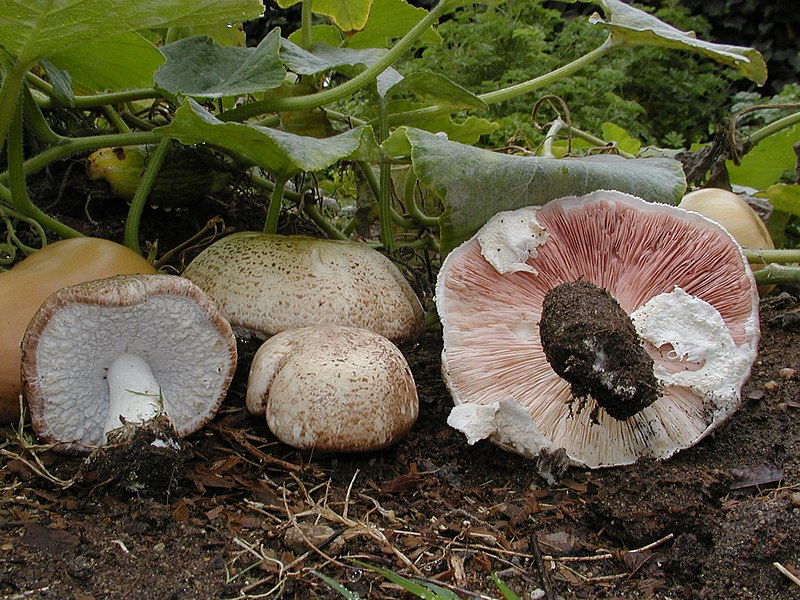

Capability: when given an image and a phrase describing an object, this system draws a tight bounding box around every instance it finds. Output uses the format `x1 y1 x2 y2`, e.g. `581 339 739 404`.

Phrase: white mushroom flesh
103 353 164 440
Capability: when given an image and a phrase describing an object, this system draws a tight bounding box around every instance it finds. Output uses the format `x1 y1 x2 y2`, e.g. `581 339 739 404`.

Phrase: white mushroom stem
103 353 164 440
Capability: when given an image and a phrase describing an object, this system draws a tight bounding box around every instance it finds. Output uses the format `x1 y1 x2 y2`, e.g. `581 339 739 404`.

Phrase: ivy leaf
348 0 441 49
0 0 265 67
403 128 686 254
48 32 165 93
155 30 285 98
586 0 767 85
156 99 381 178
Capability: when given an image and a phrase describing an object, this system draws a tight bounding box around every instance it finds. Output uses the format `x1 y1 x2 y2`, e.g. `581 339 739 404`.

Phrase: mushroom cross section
182 232 425 342
436 190 760 468
22 274 237 454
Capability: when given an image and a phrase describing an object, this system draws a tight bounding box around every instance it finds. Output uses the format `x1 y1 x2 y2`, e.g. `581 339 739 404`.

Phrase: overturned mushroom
22 274 237 454
436 190 760 468
182 233 424 342
0 237 156 423
247 325 418 453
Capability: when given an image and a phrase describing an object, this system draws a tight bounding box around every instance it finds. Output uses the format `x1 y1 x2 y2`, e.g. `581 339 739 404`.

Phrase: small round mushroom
0 237 156 422
246 325 418 453
436 190 760 468
182 233 424 342
21 274 237 454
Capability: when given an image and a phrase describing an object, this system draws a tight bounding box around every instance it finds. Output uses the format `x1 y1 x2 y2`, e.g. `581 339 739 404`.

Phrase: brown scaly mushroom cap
22 274 237 454
436 190 760 468
182 232 425 342
246 325 418 453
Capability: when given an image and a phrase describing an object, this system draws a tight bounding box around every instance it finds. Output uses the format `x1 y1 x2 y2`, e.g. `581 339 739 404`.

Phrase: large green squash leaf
404 128 686 254
274 0 372 32
347 0 441 49
155 30 285 98
586 0 766 85
156 99 380 178
47 33 164 93
728 123 800 190
0 0 264 67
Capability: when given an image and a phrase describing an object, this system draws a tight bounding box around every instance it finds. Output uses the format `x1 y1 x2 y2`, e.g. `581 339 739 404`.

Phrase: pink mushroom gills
182 232 425 342
21 274 237 454
246 325 418 453
436 190 760 469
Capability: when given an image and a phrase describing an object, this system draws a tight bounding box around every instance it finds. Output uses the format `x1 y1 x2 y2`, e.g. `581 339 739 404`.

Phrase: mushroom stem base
539 281 659 421
104 353 164 440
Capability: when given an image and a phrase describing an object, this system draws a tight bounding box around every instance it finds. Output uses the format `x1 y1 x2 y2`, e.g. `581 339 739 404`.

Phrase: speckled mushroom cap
436 190 760 468
22 274 237 454
182 233 425 342
246 325 418 453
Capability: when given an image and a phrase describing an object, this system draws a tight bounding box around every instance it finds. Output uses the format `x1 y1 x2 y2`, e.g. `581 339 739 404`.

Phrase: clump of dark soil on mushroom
1 168 799 599
540 280 660 420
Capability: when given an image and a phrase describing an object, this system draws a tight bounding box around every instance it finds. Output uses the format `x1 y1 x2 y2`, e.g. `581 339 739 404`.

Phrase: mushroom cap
22 274 237 454
0 237 156 423
246 325 418 453
182 232 424 342
436 190 760 468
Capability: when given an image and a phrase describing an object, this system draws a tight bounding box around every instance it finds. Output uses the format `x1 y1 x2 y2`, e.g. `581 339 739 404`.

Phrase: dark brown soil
1 167 799 599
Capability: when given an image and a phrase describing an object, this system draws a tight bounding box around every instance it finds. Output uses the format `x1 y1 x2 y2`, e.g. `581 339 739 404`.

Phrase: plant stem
219 0 451 121
26 73 160 109
6 98 82 239
21 83 65 145
301 0 314 49
0 131 160 183
0 60 28 153
748 111 800 147
302 201 348 240
376 96 394 249
403 168 438 227
124 137 172 253
385 37 615 127
754 264 800 285
264 176 289 234
745 248 800 264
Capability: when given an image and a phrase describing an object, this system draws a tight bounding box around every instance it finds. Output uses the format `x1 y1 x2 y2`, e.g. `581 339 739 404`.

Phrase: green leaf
348 0 441 49
280 38 403 93
728 123 800 190
385 107 499 148
155 30 285 98
287 24 344 47
757 183 800 217
601 122 641 155
47 32 165 93
492 573 522 600
404 128 686 254
313 0 373 32
40 60 74 104
383 71 487 109
0 0 265 67
350 560 440 599
156 99 380 178
587 0 767 85
312 571 359 599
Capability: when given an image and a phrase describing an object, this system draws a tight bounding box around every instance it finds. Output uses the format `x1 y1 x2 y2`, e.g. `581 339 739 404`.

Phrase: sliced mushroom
436 190 760 468
246 325 418 453
182 233 424 342
22 274 237 454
